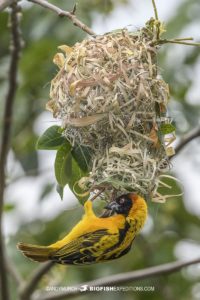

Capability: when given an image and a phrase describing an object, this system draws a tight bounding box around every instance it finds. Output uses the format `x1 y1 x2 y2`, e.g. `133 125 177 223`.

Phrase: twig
20 262 55 300
27 0 95 36
151 0 159 20
155 39 200 47
0 2 22 300
150 1 200 46
173 37 194 41
33 257 200 300
174 127 200 156
150 0 160 41
70 3 77 15
0 0 14 11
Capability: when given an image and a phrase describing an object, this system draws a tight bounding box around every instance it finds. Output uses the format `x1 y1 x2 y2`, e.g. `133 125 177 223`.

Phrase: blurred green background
1 0 200 300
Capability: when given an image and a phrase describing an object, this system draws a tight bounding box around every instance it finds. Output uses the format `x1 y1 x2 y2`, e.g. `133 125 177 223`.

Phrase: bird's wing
50 228 119 265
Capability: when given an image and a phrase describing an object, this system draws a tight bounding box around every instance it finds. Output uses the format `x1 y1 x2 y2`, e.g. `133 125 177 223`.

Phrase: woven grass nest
47 20 176 202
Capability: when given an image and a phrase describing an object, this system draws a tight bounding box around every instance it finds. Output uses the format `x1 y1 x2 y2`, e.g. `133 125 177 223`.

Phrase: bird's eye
119 198 125 204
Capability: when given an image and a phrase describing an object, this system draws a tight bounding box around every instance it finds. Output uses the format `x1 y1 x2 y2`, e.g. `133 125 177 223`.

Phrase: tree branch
174 126 200 156
20 262 55 300
33 257 200 300
1 0 95 36
27 0 95 36
0 0 14 11
0 2 22 300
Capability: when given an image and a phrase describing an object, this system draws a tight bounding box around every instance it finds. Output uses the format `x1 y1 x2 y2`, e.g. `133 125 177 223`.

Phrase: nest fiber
48 24 174 200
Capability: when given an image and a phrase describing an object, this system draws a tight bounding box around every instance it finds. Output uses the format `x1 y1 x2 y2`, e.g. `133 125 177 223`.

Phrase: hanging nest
47 20 176 202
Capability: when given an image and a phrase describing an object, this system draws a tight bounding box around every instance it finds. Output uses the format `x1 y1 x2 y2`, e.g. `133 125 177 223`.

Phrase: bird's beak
104 201 120 212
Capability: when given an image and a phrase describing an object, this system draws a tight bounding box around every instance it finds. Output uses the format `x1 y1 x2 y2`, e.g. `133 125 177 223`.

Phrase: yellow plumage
17 193 147 265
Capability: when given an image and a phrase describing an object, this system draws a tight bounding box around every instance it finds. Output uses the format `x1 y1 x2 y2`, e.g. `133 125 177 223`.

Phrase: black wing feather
50 229 110 265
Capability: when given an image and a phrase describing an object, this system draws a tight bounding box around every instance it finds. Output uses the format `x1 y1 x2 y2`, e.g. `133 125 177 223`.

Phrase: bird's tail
17 242 53 262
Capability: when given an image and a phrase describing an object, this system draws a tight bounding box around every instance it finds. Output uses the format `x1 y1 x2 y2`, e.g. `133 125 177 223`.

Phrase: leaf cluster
37 125 91 202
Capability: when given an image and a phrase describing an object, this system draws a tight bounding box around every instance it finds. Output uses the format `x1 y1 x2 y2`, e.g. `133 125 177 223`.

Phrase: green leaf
56 184 64 200
36 125 67 150
160 123 176 135
39 183 54 201
3 203 15 212
54 143 72 187
71 144 92 172
54 143 90 202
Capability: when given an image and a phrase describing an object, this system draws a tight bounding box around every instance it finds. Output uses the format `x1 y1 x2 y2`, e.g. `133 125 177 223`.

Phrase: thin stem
173 37 194 41
150 0 160 41
0 2 22 300
27 0 95 36
151 0 159 20
173 127 200 157
155 39 200 47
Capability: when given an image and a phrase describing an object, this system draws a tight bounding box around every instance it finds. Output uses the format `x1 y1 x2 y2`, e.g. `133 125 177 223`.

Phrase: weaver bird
17 193 147 265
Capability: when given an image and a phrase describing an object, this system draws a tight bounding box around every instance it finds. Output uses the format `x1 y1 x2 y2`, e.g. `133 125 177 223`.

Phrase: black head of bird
105 193 134 216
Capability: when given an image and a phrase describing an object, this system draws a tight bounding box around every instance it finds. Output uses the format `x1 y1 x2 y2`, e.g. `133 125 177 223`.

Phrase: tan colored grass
48 23 175 201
